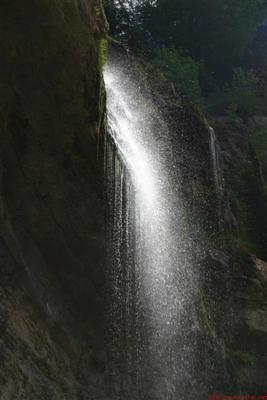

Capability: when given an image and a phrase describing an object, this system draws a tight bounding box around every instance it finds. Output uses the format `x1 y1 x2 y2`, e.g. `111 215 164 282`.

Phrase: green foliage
250 128 267 185
106 0 267 115
212 231 261 257
230 190 250 226
143 0 267 78
224 68 262 117
95 5 101 21
99 38 108 72
94 0 104 22
154 47 203 102
250 128 267 159
105 0 145 44
227 349 256 367
236 235 260 256
227 152 267 259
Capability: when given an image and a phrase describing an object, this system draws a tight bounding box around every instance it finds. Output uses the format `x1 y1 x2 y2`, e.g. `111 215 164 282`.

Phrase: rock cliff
0 1 108 398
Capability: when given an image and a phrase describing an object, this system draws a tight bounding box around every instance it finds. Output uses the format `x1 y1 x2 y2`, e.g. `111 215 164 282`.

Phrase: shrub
224 68 262 117
99 38 108 72
153 47 203 103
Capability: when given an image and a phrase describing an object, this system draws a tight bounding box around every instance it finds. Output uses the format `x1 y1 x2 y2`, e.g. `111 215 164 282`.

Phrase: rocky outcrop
0 1 108 398
207 116 267 394
213 117 267 259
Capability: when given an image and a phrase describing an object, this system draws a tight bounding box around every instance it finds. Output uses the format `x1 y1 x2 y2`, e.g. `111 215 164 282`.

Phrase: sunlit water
104 56 197 400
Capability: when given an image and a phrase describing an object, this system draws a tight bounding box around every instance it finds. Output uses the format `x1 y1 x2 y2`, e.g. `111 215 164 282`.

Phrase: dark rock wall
214 117 267 259
210 117 267 394
0 1 108 398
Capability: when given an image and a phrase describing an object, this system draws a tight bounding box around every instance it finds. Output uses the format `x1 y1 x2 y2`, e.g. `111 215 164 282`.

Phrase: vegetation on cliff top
106 0 267 117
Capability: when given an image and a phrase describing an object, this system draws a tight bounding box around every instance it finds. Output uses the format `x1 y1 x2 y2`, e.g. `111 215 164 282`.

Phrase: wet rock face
204 117 267 393
213 117 267 259
0 1 108 398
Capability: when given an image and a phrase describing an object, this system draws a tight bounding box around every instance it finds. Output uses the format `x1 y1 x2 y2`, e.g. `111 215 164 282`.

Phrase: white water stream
209 126 224 215
104 56 196 400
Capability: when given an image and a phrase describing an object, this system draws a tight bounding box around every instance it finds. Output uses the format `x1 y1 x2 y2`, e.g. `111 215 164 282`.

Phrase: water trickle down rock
209 126 224 220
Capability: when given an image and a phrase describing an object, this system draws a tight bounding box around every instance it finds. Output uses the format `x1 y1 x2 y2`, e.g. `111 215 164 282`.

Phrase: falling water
209 127 224 213
104 54 198 400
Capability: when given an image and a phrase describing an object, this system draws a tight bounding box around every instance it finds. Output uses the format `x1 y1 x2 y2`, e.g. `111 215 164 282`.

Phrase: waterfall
104 56 197 400
209 126 224 215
